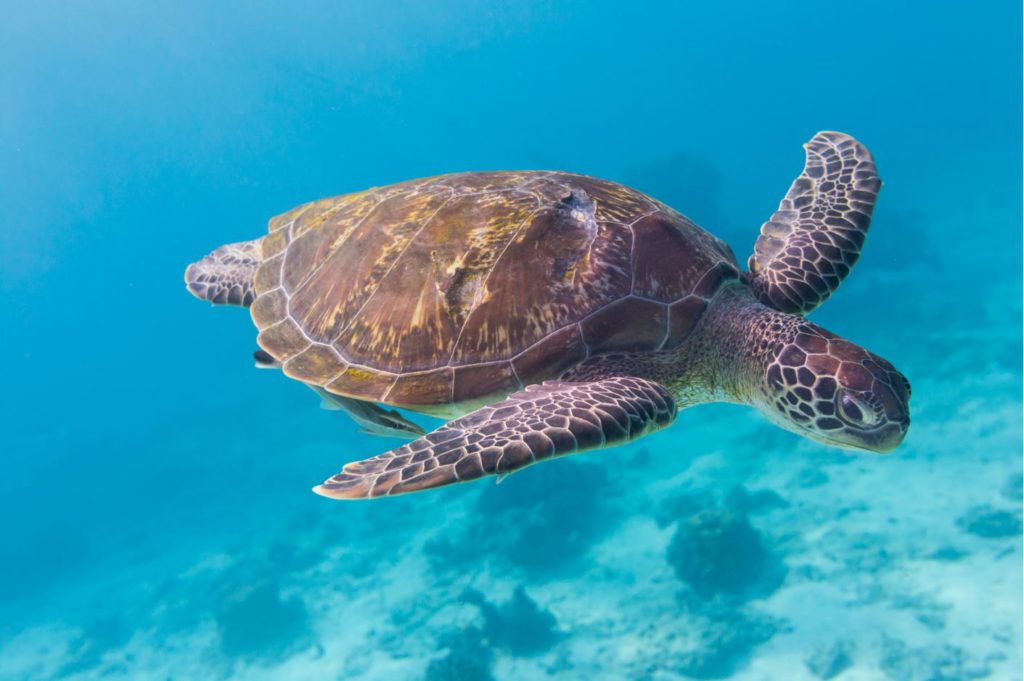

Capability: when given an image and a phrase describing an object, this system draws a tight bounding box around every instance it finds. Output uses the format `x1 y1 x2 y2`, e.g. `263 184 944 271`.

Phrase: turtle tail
184 239 262 307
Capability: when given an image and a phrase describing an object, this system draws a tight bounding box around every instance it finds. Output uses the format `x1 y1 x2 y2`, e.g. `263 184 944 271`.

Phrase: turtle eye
836 390 880 428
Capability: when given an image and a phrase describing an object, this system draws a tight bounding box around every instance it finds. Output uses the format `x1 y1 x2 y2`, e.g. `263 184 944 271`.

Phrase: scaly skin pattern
565 284 910 452
185 132 912 499
315 377 677 498
748 131 880 314
317 284 910 499
184 240 262 307
734 293 910 453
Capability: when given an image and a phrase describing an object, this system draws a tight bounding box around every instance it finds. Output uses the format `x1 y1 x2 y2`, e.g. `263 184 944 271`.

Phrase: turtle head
748 314 911 453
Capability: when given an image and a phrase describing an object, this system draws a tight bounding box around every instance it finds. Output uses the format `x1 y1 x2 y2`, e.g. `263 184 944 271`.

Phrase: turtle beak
812 420 908 454
871 370 911 452
868 421 909 453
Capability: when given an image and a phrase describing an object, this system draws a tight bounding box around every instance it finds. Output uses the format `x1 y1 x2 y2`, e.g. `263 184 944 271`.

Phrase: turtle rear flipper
184 239 262 307
313 377 677 499
748 131 881 315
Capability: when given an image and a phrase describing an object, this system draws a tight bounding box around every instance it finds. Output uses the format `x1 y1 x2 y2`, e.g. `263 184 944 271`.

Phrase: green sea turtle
185 131 910 499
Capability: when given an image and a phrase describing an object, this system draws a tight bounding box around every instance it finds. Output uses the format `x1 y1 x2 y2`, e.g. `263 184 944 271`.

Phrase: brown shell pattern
251 171 739 407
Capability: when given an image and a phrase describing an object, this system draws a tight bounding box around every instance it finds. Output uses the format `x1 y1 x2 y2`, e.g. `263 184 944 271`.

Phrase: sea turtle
185 131 911 499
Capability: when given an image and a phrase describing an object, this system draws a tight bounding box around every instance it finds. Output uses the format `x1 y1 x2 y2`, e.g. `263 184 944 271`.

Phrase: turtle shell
251 171 739 409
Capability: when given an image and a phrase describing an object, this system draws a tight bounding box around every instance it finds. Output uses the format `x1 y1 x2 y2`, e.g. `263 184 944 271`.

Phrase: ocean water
1 1 1021 679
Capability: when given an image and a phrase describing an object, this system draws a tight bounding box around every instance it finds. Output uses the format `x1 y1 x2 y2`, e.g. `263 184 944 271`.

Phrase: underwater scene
1 2 1021 679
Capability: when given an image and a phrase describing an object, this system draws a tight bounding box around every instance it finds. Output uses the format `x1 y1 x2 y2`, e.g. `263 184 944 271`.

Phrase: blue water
2 2 1021 679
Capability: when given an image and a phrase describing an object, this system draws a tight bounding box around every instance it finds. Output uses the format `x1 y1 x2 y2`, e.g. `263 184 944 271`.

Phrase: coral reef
805 641 855 679
669 595 782 679
667 507 783 601
463 586 561 656
428 460 619 579
651 502 789 678
956 505 1023 539
793 468 830 489
424 628 495 681
655 490 715 529
1002 472 1023 502
879 638 993 680
215 580 315 663
724 484 789 515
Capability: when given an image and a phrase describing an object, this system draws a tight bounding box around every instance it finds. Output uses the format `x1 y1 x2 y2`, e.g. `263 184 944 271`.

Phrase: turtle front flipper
184 239 262 307
314 377 677 499
748 131 881 315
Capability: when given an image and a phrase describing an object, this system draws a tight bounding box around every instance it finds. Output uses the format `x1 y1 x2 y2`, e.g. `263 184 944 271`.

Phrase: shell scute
449 209 633 364
631 212 738 303
452 362 520 405
664 296 708 349
386 368 454 406
326 366 397 401
253 252 284 292
251 171 738 406
580 297 668 352
262 230 290 259
341 188 539 372
257 318 310 362
288 187 453 346
579 176 660 223
283 345 345 384
250 288 287 329
511 324 588 388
